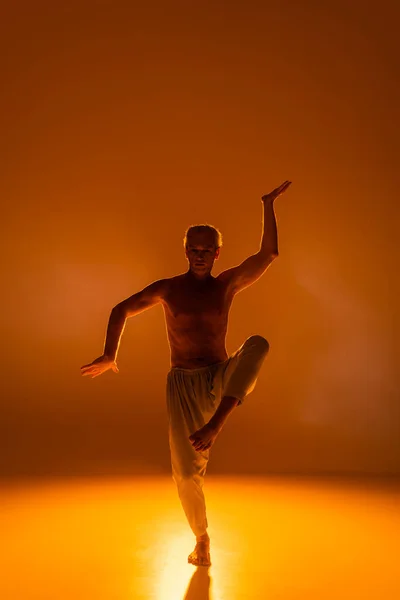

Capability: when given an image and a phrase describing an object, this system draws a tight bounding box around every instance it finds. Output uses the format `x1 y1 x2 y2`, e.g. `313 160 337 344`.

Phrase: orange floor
1 475 399 599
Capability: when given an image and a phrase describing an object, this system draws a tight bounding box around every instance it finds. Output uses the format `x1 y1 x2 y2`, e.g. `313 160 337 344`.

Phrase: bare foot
188 535 211 567
189 423 220 452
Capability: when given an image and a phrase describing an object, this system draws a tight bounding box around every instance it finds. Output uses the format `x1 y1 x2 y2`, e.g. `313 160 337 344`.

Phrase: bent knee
248 334 270 352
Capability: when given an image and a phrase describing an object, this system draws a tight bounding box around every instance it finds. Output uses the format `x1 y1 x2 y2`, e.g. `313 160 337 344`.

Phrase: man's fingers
81 364 97 372
81 367 104 377
81 368 94 376
277 181 290 193
262 181 292 201
274 182 291 197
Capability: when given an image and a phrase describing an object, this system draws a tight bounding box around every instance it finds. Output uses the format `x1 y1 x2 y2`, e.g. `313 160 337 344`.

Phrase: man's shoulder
164 273 184 287
157 274 183 298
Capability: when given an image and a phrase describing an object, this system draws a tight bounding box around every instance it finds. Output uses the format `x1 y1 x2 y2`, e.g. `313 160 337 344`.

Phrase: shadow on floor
184 566 211 600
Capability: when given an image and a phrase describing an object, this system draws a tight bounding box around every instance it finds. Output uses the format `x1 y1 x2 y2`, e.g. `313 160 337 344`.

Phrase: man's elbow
264 245 279 259
258 250 278 263
112 303 129 319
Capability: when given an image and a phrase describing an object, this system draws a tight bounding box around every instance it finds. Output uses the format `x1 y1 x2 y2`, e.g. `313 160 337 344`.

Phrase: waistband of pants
169 359 227 374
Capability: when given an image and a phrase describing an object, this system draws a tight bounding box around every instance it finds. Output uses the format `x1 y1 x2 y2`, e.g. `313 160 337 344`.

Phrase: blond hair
183 224 223 249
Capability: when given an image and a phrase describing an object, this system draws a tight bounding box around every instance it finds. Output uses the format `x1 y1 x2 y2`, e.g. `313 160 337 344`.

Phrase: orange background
1 0 399 476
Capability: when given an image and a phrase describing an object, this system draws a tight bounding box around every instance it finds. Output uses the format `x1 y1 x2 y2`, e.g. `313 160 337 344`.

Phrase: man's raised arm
218 181 291 294
80 278 167 378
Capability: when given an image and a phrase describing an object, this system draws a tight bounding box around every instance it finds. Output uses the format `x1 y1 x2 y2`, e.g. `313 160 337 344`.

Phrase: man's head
183 224 223 277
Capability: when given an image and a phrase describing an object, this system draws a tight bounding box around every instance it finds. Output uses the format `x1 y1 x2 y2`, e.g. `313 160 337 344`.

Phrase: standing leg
166 368 216 566
168 424 210 539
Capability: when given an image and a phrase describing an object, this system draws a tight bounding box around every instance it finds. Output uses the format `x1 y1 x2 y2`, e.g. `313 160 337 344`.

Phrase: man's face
185 232 220 274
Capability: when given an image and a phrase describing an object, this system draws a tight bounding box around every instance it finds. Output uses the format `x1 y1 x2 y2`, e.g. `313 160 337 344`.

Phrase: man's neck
185 269 214 283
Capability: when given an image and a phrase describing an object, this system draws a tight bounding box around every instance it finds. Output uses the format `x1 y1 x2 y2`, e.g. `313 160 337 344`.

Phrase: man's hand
261 180 292 204
80 355 119 378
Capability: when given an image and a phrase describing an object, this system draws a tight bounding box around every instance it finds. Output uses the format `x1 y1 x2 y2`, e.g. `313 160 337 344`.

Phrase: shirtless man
81 180 291 567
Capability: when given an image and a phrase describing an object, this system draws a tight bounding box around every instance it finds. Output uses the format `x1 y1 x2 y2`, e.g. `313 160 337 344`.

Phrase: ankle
207 417 223 433
196 532 210 542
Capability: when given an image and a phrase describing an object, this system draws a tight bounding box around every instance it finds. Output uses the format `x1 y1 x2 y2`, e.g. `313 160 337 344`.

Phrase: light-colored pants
166 334 270 537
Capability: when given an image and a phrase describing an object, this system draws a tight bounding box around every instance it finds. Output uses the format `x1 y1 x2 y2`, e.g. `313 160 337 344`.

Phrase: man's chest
163 281 232 320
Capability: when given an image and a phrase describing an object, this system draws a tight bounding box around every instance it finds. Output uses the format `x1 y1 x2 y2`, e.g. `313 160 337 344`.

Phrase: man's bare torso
161 273 235 369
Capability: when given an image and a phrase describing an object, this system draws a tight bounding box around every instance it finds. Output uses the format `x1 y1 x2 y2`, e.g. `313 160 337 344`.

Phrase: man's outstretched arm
80 278 167 378
218 180 292 294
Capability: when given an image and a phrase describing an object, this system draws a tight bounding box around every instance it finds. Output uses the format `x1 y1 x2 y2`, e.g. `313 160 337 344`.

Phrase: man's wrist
261 196 275 205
